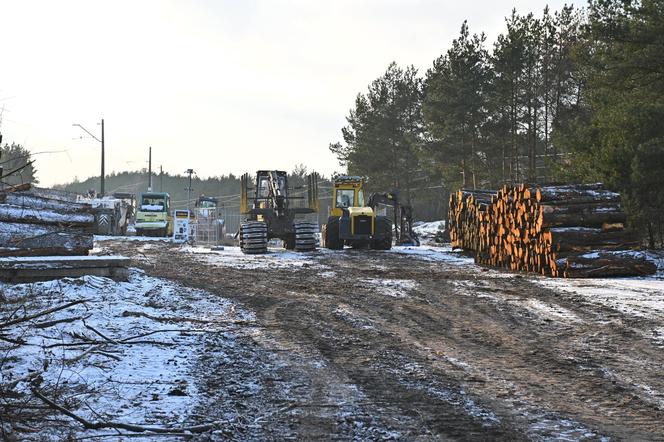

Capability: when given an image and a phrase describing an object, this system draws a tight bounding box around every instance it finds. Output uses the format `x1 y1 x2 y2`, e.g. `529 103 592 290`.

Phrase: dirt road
101 240 664 440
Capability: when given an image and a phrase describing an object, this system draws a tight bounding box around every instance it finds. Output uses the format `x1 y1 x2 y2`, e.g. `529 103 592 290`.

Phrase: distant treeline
330 0 664 246
58 170 244 209
56 165 335 214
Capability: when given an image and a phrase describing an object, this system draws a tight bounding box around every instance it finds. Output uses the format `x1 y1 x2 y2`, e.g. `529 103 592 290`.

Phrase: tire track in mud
101 241 664 440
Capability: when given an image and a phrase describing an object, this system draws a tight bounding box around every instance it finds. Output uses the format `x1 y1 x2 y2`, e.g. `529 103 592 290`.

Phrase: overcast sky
0 0 581 188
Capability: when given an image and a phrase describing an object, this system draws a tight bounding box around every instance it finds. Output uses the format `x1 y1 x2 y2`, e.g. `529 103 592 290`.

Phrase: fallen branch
64 345 103 364
31 388 221 434
0 299 89 329
120 310 212 324
34 314 91 329
3 303 27 324
119 329 211 342
1 371 41 391
45 340 176 348
92 350 122 361
0 334 25 345
120 310 253 326
82 321 118 344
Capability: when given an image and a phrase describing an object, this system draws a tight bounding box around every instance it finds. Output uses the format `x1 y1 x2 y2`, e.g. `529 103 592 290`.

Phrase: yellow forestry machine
239 170 319 254
321 176 419 250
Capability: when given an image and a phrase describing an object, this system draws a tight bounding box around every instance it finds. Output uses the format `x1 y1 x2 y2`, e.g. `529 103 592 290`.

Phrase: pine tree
422 21 492 189
558 0 664 244
1 143 38 186
330 62 423 199
491 10 527 183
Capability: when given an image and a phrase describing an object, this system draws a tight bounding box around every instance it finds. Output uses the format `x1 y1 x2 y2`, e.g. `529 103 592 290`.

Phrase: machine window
141 197 166 212
336 189 355 208
258 177 269 198
277 176 287 195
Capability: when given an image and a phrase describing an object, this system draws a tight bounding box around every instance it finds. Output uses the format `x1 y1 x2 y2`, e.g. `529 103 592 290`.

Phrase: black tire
294 221 318 251
324 218 343 250
371 216 392 250
240 221 268 254
283 235 295 250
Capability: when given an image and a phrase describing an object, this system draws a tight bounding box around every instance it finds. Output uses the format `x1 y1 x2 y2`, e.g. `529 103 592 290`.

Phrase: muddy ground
100 240 664 441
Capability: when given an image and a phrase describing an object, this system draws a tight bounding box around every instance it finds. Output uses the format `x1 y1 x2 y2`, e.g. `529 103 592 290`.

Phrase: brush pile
0 184 95 256
449 183 656 278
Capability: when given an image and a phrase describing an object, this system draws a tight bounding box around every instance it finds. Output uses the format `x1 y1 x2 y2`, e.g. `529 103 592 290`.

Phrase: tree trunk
558 251 656 278
0 204 95 227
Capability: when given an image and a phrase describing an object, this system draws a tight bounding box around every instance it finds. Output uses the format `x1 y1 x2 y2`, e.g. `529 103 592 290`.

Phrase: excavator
239 170 319 254
322 176 419 250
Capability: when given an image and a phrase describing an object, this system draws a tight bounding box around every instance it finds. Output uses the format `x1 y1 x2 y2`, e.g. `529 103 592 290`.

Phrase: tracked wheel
371 216 393 250
293 221 318 252
240 221 268 254
324 218 343 250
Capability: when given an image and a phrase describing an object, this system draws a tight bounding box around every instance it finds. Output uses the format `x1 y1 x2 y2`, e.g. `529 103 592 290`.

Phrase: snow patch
522 299 581 323
361 278 418 298
443 355 472 371
651 327 664 348
0 269 253 439
0 255 129 263
389 245 474 265
95 235 174 242
334 304 375 330
180 245 324 270
535 277 664 320
413 220 445 245
526 415 607 441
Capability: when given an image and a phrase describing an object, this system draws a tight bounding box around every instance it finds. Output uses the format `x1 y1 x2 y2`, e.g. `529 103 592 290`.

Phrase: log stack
0 184 95 257
449 183 656 278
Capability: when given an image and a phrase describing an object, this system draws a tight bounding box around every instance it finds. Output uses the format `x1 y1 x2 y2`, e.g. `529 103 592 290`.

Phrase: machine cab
196 196 218 217
140 192 170 213
331 176 365 217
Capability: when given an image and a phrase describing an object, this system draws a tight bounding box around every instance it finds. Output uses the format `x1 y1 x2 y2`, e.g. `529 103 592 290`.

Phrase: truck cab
135 192 172 237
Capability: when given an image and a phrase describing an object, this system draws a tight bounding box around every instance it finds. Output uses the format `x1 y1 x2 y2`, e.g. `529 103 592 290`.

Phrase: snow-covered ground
529 251 664 325
535 276 664 321
413 220 445 245
360 278 419 298
413 220 444 235
389 244 474 266
181 245 327 270
0 269 253 440
95 235 175 242
180 243 472 270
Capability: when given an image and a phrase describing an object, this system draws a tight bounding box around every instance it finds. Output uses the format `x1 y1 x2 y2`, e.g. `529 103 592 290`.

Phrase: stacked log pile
449 183 656 278
0 184 95 256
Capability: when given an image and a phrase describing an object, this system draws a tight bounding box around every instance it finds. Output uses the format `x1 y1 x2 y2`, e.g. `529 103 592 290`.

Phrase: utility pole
101 119 105 196
185 168 195 213
72 119 105 196
148 147 152 192
160 165 163 192
0 131 3 183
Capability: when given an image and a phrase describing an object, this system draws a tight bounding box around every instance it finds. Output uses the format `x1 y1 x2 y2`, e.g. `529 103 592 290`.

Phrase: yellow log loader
321 176 420 250
239 170 319 254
